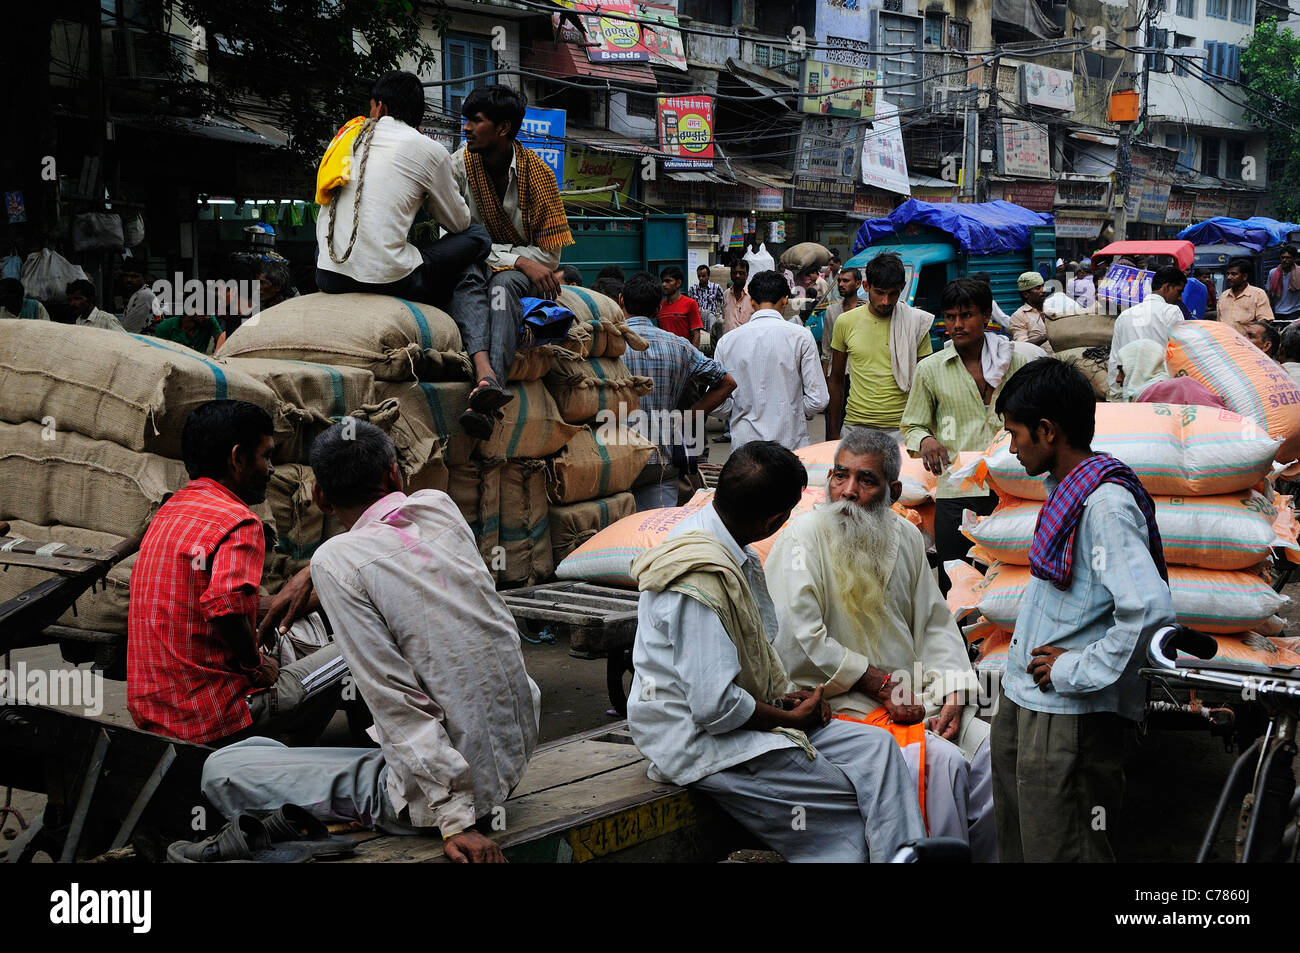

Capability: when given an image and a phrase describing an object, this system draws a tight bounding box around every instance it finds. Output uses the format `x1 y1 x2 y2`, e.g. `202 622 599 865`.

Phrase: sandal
166 813 313 863
459 407 500 441
468 376 514 415
260 804 355 860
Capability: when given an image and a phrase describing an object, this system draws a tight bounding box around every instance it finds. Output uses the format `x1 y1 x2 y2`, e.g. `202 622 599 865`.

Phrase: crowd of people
16 68 1290 864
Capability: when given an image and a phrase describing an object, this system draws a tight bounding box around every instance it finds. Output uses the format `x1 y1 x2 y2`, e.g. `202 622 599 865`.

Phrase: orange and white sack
1166 320 1300 466
951 402 1279 500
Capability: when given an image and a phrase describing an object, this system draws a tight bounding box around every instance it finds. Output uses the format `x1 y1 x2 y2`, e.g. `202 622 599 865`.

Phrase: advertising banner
1019 63 1075 111
860 97 910 196
798 117 862 179
562 145 634 206
518 107 566 187
793 176 855 213
800 61 877 119
658 95 715 170
559 0 652 63
999 120 1050 179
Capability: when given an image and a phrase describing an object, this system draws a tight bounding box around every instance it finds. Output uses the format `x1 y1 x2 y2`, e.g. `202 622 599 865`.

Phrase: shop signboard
755 188 784 212
1055 175 1111 209
1019 63 1075 112
1165 195 1196 226
800 61 876 119
853 188 895 218
1194 193 1230 219
658 95 715 170
1054 216 1105 239
562 144 634 206
518 107 566 187
792 176 855 213
859 97 910 196
998 120 1050 179
1003 181 1057 212
1229 195 1259 219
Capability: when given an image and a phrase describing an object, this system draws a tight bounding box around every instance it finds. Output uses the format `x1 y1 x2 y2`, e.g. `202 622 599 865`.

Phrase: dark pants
934 492 999 595
990 695 1129 862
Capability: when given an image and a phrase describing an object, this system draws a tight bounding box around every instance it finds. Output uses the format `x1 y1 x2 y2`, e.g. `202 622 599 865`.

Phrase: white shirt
76 307 127 333
451 147 560 272
626 504 797 786
316 117 472 285
311 490 540 833
713 309 829 451
1107 294 1184 402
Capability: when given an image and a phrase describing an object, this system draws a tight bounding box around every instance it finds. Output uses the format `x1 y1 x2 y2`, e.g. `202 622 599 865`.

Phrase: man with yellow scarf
627 441 924 862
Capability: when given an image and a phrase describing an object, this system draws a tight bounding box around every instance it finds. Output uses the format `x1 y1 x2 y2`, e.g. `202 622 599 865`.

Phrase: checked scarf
464 142 574 252
1029 453 1168 591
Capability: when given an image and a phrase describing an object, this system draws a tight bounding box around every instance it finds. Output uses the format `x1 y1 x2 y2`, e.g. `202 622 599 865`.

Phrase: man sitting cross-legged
202 421 541 863
766 429 996 861
627 440 925 862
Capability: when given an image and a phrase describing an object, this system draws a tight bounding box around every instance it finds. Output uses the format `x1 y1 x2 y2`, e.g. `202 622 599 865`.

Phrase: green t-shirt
153 315 225 354
830 304 933 428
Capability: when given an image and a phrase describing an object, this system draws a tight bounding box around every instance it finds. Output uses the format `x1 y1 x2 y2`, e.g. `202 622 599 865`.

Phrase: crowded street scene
3 0 1300 930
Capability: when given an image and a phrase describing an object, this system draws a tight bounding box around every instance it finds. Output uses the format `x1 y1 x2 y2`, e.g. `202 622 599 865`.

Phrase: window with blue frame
1176 0 1195 17
1229 0 1251 22
1202 41 1241 83
1206 0 1227 18
1165 134 1197 172
444 32 496 119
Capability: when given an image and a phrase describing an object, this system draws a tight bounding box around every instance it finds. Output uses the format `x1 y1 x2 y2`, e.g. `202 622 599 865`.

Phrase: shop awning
724 58 799 108
666 170 734 184
728 160 794 190
525 40 658 86
567 125 659 156
909 174 959 190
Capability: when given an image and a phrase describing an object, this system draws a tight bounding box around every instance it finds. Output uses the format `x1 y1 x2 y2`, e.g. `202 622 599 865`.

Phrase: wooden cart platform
500 581 640 714
338 722 750 863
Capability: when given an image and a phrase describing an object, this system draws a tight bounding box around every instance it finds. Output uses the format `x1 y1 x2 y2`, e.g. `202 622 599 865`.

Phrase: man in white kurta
767 430 996 861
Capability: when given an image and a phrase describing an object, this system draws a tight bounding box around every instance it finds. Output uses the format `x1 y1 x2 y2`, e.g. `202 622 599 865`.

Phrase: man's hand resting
783 685 831 731
918 436 951 476
515 257 560 299
257 567 318 648
927 693 963 740
444 830 505 864
880 686 926 726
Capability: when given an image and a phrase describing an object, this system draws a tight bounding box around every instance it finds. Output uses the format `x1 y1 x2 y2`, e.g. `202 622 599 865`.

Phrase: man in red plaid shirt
128 401 348 745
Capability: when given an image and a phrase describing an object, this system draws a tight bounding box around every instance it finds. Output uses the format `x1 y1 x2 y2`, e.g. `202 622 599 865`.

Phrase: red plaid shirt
128 478 264 743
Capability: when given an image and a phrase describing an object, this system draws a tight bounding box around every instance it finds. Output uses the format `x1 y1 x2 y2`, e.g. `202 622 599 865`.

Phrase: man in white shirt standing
713 270 829 451
67 279 127 333
1106 266 1186 402
201 421 540 863
315 71 497 437
628 440 925 862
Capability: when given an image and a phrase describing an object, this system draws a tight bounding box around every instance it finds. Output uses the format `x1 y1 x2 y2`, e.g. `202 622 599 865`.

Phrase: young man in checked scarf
451 84 575 438
989 358 1175 862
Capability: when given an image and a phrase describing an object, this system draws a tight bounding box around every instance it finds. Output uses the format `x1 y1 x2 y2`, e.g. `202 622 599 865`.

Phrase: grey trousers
218 642 350 748
991 695 1128 862
468 267 534 385
916 733 997 863
201 736 418 835
693 719 925 862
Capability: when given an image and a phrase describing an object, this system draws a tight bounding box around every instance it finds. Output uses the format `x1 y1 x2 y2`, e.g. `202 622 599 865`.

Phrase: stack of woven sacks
946 401 1300 673
0 316 423 637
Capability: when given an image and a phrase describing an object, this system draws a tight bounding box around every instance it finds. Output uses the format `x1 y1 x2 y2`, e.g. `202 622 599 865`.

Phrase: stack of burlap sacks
0 287 658 638
947 401 1300 673
219 287 656 591
1041 292 1114 399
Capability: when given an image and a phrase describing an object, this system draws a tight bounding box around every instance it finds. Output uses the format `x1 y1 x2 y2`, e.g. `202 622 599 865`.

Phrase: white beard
816 496 900 635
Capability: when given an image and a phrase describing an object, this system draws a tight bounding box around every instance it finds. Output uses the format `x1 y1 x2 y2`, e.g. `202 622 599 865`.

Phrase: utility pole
1114 1 1155 242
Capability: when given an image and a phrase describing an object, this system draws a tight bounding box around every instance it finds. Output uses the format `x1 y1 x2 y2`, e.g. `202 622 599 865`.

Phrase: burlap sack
481 381 583 460
1055 346 1110 400
0 322 282 458
221 357 376 463
1045 312 1115 351
779 241 832 271
0 422 187 537
545 355 654 425
557 286 647 354
346 398 440 483
548 425 655 504
548 492 637 566
264 464 345 575
448 459 502 572
508 344 558 382
373 380 476 467
498 459 554 588
0 521 134 634
218 293 469 382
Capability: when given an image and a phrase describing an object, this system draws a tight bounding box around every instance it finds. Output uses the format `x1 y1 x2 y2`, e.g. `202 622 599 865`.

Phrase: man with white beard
767 427 996 861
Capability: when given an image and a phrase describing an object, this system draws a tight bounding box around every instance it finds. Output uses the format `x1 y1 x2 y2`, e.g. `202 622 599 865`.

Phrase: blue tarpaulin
1176 216 1300 251
851 199 1054 257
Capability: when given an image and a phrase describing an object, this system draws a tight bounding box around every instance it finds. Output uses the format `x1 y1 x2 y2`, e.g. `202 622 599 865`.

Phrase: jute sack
0 422 187 538
557 286 647 352
482 381 583 460
964 491 1295 571
954 402 1279 500
264 464 345 575
545 355 654 425
498 459 554 588
347 397 440 483
373 380 476 467
448 459 502 571
0 521 134 634
796 440 935 507
508 344 558 382
972 561 1286 635
1055 346 1110 401
0 322 282 458
1045 313 1115 351
221 357 376 463
548 492 637 566
779 242 832 272
1167 320 1300 465
218 293 469 382
548 425 655 505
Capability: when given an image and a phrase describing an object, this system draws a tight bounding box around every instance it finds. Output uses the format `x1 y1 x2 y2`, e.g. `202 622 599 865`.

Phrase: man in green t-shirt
154 313 227 355
827 252 933 441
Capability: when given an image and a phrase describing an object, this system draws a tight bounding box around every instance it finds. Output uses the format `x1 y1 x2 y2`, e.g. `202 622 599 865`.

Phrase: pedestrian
0 277 50 321
990 358 1174 862
656 265 704 347
721 258 753 335
255 259 299 313
1242 319 1281 359
120 267 161 332
1067 259 1095 309
827 252 933 442
1007 272 1053 354
553 264 583 287
67 279 127 333
1267 245 1300 325
713 270 828 451
686 263 724 332
1217 257 1273 332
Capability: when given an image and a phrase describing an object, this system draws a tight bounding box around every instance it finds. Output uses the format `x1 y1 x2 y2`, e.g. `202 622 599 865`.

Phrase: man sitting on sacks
628 440 925 862
128 401 349 747
313 70 502 440
451 84 575 433
765 428 996 862
207 421 540 863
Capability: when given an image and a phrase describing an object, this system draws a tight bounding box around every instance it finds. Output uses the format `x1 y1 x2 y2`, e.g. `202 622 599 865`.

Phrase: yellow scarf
463 142 575 252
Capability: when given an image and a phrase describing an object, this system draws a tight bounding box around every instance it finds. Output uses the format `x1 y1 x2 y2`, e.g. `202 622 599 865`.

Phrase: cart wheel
606 649 633 716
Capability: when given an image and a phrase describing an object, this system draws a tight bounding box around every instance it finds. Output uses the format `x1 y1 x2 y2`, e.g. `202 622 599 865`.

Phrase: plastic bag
743 242 775 275
20 249 89 304
71 212 125 253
